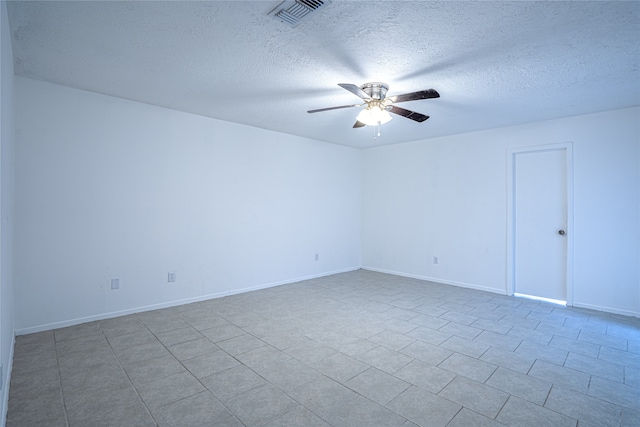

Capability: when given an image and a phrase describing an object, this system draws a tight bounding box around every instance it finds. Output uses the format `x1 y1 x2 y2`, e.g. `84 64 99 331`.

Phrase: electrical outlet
433 256 439 264
315 253 319 261
168 271 177 282
111 278 120 289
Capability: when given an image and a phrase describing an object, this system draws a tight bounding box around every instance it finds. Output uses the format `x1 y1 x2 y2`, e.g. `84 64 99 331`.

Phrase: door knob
558 230 566 235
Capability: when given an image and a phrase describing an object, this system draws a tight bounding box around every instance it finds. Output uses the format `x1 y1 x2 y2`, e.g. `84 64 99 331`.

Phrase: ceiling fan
307 82 440 128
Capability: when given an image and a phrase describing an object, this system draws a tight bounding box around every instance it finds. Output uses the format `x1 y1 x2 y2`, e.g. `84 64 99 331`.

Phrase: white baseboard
572 301 640 319
16 266 639 336
15 266 361 336
362 266 640 319
361 266 507 295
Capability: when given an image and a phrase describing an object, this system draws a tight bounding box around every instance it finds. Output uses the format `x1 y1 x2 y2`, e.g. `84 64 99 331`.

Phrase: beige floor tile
7 271 640 427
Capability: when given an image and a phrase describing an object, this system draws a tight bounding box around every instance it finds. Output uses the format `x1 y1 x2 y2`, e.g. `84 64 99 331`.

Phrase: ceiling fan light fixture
357 106 392 126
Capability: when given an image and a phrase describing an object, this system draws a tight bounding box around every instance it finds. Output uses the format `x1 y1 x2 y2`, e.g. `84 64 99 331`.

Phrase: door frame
506 142 574 305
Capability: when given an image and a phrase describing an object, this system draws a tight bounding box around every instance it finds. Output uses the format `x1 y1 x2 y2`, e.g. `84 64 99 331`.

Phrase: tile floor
7 270 640 426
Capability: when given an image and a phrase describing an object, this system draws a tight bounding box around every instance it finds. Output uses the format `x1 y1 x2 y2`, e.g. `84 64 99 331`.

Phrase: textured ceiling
7 1 640 148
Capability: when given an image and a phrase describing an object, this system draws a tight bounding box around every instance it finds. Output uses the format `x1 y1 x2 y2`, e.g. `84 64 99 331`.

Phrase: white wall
363 107 640 317
12 76 640 335
0 0 16 421
14 77 362 333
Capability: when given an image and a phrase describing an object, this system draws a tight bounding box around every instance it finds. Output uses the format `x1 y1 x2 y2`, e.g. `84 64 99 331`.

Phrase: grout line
53 337 71 427
103 324 159 427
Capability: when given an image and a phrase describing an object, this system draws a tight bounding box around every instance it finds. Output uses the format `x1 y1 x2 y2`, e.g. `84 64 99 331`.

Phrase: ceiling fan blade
307 104 361 113
338 83 371 100
353 120 366 128
389 106 430 122
388 89 440 103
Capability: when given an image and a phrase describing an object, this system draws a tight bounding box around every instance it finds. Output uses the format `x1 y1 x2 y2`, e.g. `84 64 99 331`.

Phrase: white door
510 146 570 302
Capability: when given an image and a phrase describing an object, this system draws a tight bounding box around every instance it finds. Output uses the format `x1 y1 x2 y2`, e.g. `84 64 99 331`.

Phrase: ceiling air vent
268 0 331 27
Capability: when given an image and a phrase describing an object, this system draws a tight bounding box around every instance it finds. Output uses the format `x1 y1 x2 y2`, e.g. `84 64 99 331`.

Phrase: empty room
1 1 639 426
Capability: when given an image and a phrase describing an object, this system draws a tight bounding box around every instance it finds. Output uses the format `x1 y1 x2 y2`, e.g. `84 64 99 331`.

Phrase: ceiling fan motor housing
360 82 389 100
